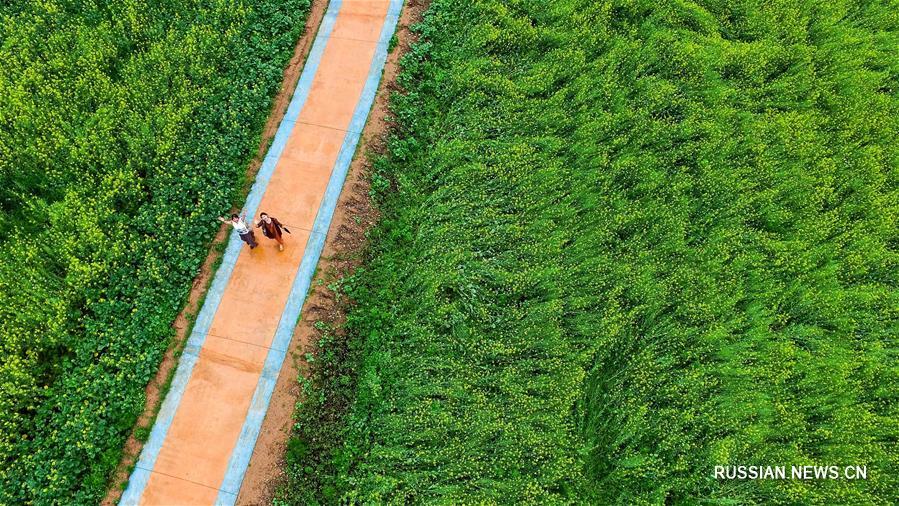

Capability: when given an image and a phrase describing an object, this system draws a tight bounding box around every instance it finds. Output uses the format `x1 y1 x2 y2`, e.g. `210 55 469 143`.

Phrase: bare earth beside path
101 1 328 503
236 1 429 504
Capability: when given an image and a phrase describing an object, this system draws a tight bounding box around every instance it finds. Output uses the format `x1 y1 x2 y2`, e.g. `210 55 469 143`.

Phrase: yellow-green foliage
283 0 897 503
0 1 309 503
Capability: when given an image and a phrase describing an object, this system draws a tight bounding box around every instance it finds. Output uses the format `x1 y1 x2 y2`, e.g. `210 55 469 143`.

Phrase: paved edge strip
117 2 343 504
215 0 404 502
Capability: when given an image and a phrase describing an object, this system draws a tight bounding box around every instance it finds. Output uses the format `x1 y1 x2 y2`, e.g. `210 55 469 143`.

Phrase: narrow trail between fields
118 1 402 504
235 0 428 501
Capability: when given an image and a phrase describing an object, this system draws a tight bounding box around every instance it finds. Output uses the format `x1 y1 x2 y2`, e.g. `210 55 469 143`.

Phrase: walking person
256 212 290 251
218 212 258 249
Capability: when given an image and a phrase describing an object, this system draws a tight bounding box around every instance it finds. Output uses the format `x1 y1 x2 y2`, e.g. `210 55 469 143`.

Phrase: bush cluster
0 1 309 503
283 0 897 503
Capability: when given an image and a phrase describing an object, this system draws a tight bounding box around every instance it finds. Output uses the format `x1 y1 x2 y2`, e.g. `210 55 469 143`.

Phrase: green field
283 0 898 504
0 0 309 503
0 0 896 504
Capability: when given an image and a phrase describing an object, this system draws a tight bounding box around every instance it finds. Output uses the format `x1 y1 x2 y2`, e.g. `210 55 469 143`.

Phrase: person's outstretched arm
275 218 290 234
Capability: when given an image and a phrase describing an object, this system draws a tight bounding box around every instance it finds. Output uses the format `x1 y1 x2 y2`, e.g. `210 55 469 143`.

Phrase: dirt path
101 2 328 504
117 1 405 504
235 1 429 504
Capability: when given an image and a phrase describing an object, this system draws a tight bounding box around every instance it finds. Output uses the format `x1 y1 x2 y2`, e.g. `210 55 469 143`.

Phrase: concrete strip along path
119 1 402 504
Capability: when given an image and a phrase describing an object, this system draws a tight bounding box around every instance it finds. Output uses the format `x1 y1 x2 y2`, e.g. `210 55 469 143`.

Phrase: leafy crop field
283 0 898 503
0 0 309 503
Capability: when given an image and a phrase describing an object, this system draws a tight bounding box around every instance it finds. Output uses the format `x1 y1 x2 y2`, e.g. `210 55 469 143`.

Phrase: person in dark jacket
256 212 290 251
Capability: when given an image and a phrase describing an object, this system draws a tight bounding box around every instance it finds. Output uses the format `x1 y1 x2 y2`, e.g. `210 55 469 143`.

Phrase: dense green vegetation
283 0 898 503
0 0 309 502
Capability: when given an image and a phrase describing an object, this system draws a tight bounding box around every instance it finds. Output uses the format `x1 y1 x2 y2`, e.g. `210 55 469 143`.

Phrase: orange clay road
121 1 400 504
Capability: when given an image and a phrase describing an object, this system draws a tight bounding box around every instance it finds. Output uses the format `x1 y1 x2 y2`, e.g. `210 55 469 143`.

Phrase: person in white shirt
218 212 258 249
